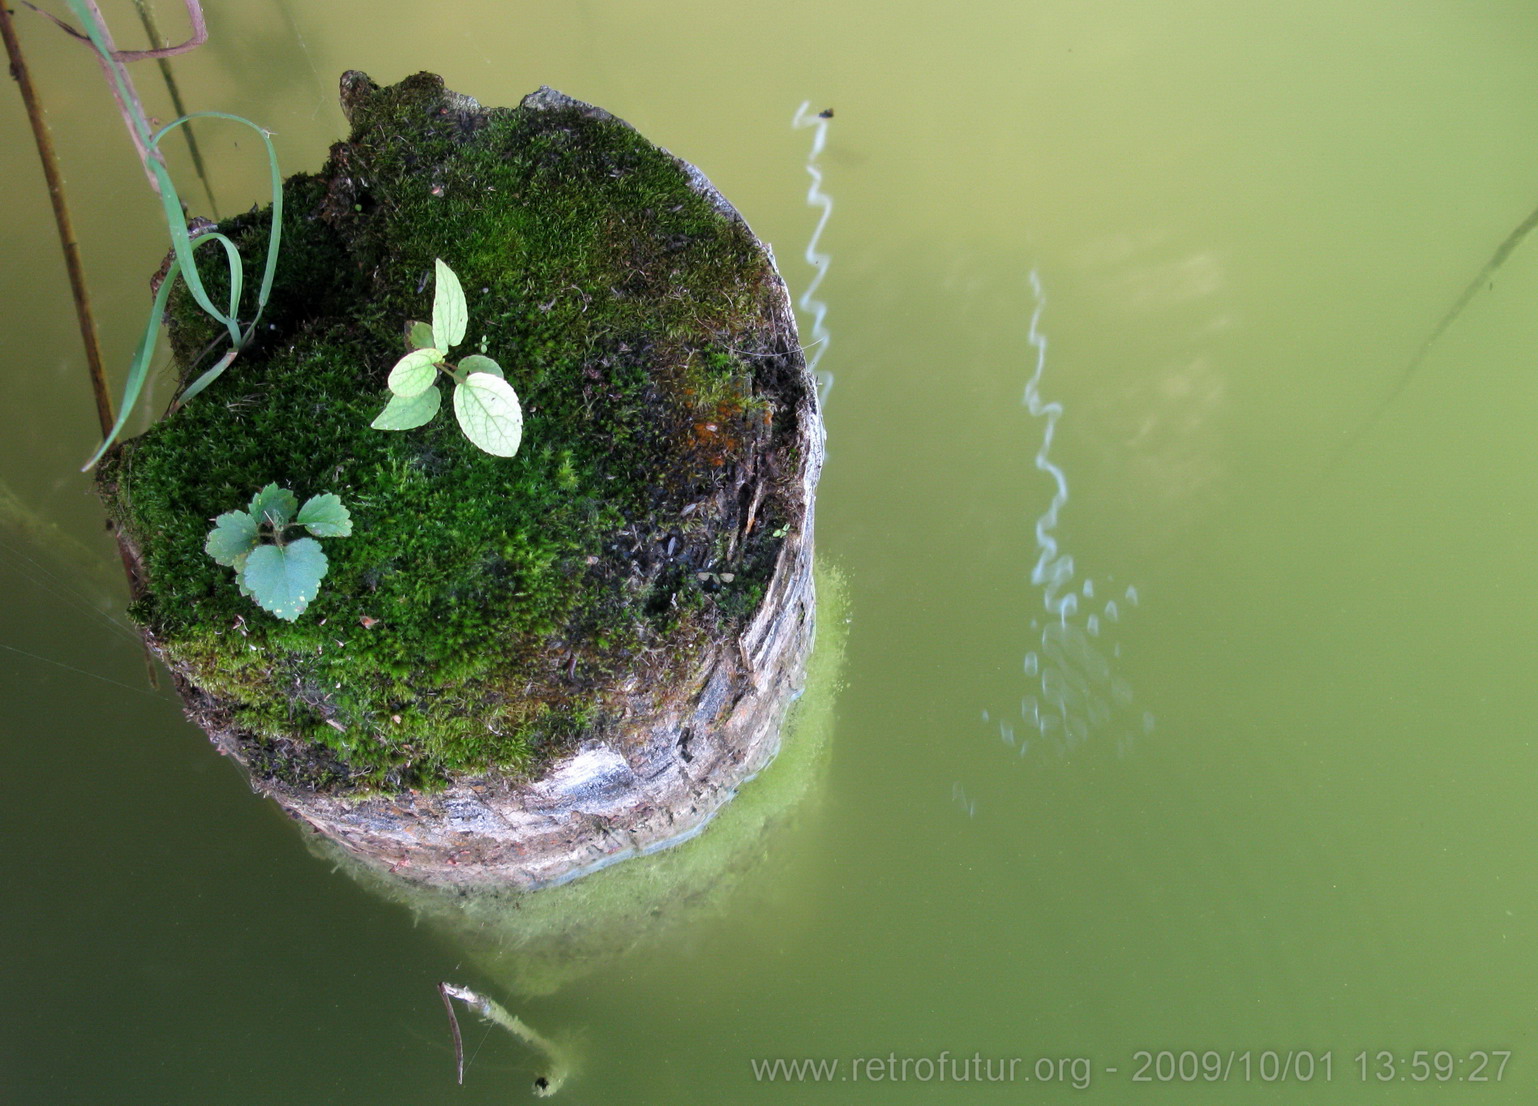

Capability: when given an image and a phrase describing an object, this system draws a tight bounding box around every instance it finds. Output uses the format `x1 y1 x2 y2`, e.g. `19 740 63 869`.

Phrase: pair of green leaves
205 484 352 621
370 260 524 457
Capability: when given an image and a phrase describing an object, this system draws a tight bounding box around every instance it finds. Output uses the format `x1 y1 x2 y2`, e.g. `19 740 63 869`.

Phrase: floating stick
439 983 570 1097
437 983 465 1085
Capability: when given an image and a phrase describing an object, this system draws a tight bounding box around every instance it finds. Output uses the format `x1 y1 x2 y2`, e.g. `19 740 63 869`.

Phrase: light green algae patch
314 564 846 996
98 74 809 793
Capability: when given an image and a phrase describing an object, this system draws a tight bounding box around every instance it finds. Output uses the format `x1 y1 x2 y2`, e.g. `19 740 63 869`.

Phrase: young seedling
371 259 524 457
204 484 352 621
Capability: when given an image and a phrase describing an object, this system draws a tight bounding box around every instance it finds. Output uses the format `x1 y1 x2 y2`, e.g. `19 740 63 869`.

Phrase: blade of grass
148 113 283 334
82 259 180 471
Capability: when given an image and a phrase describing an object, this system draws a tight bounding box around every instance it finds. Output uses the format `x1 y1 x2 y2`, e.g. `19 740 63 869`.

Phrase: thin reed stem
0 2 113 437
3 2 165 688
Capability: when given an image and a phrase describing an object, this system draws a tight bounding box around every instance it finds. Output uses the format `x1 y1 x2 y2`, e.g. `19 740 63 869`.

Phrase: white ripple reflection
993 271 1154 764
791 102 834 407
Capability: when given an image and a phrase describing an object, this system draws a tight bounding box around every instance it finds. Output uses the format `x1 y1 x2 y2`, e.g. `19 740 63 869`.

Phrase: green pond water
5 1 1538 1102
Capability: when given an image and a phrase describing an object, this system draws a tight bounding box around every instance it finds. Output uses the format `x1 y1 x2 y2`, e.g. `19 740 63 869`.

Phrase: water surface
4 1 1538 1101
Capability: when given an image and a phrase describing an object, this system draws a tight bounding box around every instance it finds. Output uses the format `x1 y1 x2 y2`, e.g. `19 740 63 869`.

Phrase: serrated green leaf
388 347 443 396
240 538 328 621
248 484 297 528
205 511 260 566
405 320 436 350
296 493 353 538
432 258 467 351
371 385 441 430
458 354 504 379
453 372 524 457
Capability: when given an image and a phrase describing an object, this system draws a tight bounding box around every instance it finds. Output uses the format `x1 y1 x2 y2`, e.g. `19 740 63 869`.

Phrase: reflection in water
791 103 833 406
271 0 327 111
1074 232 1231 547
983 271 1154 765
1327 197 1538 474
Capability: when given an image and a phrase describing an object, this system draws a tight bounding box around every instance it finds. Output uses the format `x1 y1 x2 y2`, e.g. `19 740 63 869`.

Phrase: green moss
102 75 801 791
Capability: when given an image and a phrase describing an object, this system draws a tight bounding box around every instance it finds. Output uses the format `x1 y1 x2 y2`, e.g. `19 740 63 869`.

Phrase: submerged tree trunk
100 74 825 889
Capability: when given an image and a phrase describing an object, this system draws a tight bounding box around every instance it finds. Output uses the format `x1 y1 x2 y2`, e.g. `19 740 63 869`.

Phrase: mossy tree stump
98 73 823 889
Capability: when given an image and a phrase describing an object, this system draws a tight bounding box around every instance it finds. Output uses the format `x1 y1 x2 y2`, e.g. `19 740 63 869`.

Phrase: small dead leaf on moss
360 615 379 628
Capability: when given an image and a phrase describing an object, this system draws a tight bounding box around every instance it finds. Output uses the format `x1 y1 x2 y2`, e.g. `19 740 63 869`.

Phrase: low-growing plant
204 484 352 621
371 259 524 457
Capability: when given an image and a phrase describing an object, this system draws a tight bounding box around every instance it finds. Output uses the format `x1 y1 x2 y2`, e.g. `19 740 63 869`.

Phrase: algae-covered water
5 1 1538 1102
